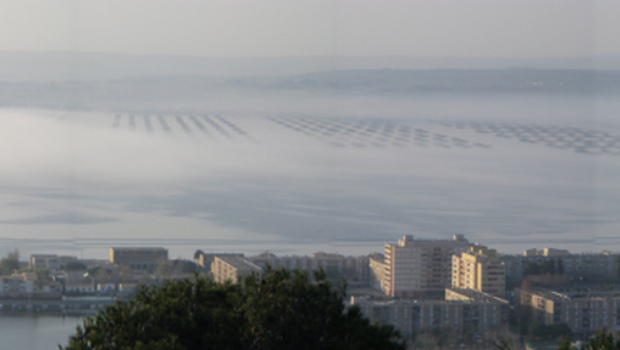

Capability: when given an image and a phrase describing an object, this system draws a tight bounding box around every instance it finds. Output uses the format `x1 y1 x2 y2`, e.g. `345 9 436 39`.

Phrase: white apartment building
382 234 470 297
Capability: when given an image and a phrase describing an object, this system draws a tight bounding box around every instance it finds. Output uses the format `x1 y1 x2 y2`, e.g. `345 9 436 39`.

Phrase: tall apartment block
452 245 506 297
382 234 470 297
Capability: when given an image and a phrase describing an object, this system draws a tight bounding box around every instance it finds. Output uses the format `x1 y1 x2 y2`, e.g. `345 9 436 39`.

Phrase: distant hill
1 64 619 111
0 51 619 82
250 69 620 95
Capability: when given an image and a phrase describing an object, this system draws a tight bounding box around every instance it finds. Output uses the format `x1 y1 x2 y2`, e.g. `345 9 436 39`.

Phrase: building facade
211 255 262 284
30 254 62 270
452 245 505 297
109 247 168 272
382 234 471 297
352 293 509 339
502 249 620 285
249 252 369 286
369 253 386 291
520 287 620 335
197 253 244 269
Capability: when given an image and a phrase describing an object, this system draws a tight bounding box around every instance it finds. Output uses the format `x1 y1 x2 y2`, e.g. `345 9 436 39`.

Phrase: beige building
520 287 620 335
382 234 470 297
109 247 168 271
211 255 262 284
369 253 386 291
197 252 243 269
452 245 505 297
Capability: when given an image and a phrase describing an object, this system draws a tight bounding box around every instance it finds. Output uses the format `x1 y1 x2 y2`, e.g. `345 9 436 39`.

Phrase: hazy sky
1 0 619 58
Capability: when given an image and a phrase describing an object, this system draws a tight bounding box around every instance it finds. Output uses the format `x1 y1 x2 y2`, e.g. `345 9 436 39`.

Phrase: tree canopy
62 267 406 350
0 249 20 275
582 328 620 350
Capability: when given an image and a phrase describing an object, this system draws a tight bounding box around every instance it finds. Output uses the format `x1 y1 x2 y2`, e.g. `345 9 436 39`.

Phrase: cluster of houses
0 248 169 299
2 237 620 346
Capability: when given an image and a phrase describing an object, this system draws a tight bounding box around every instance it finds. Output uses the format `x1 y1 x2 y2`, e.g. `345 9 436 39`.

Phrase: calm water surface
0 316 81 350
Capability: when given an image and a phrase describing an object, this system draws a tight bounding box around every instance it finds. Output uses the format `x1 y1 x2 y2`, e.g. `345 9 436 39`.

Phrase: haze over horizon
1 1 619 59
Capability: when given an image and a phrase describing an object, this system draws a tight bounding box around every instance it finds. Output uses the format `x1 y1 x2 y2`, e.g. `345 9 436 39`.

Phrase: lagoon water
1 94 620 260
0 316 80 350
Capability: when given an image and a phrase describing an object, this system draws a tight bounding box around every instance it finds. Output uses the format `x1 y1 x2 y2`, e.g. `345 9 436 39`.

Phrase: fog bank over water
1 88 619 258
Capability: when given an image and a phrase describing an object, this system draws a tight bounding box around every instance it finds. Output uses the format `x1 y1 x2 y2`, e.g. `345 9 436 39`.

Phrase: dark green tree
527 322 571 342
63 276 243 350
493 335 518 350
583 328 620 350
557 335 572 350
0 249 20 275
62 267 406 350
193 249 204 261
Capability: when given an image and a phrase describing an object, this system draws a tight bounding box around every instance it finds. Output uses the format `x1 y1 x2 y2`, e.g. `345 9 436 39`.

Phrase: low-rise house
30 254 62 270
63 275 96 295
0 273 37 296
37 280 63 297
118 282 139 294
97 282 116 294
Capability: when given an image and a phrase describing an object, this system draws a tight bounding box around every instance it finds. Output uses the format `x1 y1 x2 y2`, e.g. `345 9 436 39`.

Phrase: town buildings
520 287 620 335
30 254 62 270
352 290 509 339
249 251 370 286
502 248 620 285
452 245 506 297
0 273 37 296
4 239 620 343
109 247 168 272
381 234 471 297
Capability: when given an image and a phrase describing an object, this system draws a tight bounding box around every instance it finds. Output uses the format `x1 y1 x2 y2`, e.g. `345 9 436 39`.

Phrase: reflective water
0 316 81 350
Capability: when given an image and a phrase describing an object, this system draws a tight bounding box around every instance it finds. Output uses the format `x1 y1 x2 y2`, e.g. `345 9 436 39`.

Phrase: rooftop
111 247 167 252
446 288 508 304
529 287 620 301
216 256 262 272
